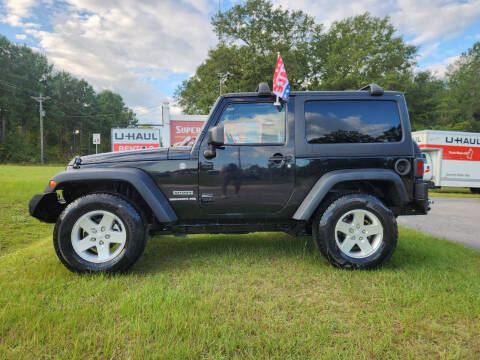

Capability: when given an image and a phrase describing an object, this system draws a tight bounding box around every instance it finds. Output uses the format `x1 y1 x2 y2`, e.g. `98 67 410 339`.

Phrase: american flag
272 54 290 100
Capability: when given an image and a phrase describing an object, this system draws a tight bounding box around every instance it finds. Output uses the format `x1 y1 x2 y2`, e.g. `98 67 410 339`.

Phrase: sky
0 0 480 124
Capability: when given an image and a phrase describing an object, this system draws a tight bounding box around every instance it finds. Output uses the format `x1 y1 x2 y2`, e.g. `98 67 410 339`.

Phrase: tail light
415 158 424 178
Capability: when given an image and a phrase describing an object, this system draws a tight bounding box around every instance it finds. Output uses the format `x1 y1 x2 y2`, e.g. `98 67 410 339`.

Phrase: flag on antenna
272 54 290 101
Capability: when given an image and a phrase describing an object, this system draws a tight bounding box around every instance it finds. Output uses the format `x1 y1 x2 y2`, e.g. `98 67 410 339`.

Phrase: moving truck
412 130 480 193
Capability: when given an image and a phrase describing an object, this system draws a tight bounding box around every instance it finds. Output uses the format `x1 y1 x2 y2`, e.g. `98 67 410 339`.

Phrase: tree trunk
1 111 6 146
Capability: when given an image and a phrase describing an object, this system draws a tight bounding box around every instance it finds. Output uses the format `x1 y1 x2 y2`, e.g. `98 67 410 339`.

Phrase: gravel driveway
398 197 480 250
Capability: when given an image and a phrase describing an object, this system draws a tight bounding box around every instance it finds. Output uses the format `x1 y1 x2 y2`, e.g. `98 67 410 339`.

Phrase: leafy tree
0 37 51 162
0 35 137 162
96 90 137 152
44 71 97 156
311 13 417 90
177 0 317 114
403 71 446 131
444 42 480 131
177 1 419 113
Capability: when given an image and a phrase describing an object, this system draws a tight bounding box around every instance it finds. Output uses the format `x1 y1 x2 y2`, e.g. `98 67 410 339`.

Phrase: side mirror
204 125 224 159
207 125 224 146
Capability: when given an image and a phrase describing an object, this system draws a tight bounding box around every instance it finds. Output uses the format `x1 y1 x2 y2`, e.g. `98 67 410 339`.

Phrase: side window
217 102 285 145
305 100 402 144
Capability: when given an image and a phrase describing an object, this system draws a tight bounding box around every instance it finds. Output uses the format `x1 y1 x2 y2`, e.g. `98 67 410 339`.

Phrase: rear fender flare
293 169 409 221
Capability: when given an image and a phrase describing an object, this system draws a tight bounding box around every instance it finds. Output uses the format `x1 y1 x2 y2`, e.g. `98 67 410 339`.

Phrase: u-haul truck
412 130 480 192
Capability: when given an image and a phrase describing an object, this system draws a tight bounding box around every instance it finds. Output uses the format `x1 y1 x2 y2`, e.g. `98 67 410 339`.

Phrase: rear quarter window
305 100 402 144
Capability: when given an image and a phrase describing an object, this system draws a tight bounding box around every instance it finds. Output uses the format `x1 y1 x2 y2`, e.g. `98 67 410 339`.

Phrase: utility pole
31 93 50 164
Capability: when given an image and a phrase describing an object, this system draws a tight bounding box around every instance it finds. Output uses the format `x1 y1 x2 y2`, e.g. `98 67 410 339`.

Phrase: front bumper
29 192 66 223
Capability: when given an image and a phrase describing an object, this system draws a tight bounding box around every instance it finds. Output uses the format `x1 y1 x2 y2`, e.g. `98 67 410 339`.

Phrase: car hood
77 146 192 165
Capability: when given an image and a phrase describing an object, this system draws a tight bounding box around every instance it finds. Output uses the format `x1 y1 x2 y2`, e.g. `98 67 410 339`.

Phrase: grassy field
430 186 480 198
0 165 479 359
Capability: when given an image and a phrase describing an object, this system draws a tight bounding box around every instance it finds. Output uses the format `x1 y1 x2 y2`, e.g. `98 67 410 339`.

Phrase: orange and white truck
412 130 480 193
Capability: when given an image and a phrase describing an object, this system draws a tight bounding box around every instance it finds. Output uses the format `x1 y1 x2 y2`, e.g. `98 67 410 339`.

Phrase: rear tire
53 193 147 273
313 193 397 269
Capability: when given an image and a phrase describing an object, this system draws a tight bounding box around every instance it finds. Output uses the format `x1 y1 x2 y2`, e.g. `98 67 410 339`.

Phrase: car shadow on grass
129 231 458 274
133 233 320 273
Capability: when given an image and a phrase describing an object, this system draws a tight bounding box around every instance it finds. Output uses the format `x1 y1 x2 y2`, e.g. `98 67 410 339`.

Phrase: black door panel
198 100 294 219
199 145 294 216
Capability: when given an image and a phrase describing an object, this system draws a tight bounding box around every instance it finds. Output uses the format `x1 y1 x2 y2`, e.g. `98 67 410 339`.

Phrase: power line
67 111 131 118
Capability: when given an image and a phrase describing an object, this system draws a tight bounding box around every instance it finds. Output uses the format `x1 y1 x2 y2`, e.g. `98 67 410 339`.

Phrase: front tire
53 193 147 273
313 193 397 269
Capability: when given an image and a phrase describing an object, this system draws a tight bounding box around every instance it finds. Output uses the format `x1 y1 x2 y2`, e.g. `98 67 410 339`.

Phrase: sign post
92 133 100 154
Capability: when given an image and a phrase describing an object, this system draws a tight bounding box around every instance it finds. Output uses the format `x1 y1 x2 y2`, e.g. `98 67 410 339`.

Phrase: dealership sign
170 120 205 147
111 128 161 152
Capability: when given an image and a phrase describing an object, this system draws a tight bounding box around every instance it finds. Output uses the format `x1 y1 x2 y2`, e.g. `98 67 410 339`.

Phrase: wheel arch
293 169 409 221
42 168 177 224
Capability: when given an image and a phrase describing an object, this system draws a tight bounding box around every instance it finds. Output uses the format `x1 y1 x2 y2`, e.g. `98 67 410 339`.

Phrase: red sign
170 120 205 146
419 144 480 161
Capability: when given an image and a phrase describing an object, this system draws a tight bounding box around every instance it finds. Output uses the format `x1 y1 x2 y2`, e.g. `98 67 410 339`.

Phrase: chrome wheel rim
71 210 127 263
334 209 384 259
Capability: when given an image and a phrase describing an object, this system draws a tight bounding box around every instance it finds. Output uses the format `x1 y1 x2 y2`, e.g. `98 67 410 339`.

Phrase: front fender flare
293 169 409 221
46 168 178 223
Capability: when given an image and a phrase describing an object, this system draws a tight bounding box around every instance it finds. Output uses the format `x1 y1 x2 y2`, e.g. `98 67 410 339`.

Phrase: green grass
0 165 479 359
0 165 64 254
429 187 480 198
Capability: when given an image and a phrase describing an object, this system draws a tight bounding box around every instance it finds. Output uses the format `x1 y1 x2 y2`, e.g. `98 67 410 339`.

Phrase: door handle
268 155 292 162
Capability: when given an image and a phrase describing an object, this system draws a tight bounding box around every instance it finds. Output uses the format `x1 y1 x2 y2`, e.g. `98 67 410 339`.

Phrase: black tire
470 188 480 194
311 192 354 260
312 193 398 269
53 193 147 273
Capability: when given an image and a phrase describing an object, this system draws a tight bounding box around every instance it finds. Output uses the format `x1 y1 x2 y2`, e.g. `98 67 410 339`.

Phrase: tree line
0 35 137 163
176 0 480 134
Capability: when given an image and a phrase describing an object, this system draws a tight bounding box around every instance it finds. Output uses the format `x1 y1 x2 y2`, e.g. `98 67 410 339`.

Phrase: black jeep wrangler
29 83 429 272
